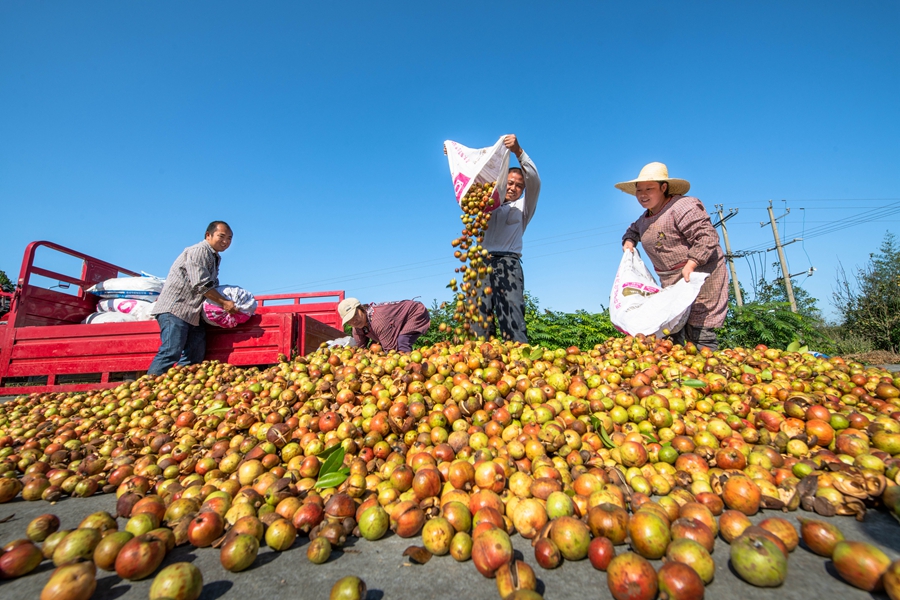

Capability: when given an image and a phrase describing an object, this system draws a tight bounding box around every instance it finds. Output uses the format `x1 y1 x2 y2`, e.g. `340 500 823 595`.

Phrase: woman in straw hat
618 162 729 350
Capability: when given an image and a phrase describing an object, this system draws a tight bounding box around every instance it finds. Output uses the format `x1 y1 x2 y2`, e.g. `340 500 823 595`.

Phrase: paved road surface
1 491 898 600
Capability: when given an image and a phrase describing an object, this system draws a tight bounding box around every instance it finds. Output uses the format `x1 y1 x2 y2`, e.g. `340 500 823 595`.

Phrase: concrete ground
1 491 898 600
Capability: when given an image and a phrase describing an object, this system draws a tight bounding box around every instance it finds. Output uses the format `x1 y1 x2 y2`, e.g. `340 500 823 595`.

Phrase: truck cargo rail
0 241 344 396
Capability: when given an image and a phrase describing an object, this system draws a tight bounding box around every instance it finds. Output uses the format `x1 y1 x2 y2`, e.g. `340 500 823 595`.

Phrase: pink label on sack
204 304 252 328
117 299 137 313
453 173 471 201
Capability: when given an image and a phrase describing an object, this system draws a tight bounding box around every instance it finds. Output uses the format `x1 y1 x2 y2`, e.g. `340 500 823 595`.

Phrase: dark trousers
670 323 719 351
396 333 419 353
147 313 207 375
472 255 527 343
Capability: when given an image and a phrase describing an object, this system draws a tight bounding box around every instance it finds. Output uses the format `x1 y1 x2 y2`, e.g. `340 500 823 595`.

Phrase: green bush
816 325 875 356
524 295 619 350
718 300 832 351
414 299 456 348
0 269 12 292
419 292 844 354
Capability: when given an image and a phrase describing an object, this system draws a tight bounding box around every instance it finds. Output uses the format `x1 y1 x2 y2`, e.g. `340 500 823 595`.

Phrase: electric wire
799 208 814 271
259 198 899 297
734 201 900 254
724 198 900 207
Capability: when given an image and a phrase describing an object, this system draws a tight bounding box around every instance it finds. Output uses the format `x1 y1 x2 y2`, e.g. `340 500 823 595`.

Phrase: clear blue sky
2 1 898 322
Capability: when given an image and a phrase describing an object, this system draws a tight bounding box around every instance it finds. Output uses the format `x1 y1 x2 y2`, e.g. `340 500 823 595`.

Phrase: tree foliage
0 269 12 293
523 293 619 349
833 232 900 352
719 300 829 351
754 264 822 321
0 269 12 317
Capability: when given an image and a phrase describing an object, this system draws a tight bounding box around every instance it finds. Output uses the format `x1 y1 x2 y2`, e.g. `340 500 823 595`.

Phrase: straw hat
338 297 362 327
615 162 690 196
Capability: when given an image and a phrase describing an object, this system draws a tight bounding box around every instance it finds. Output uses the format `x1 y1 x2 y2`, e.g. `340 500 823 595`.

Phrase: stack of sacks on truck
83 274 164 323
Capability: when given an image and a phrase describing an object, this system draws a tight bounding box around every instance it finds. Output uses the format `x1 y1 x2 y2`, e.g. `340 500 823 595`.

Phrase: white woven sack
84 312 138 324
87 275 164 300
444 136 510 212
202 284 258 328
95 298 155 320
608 251 708 337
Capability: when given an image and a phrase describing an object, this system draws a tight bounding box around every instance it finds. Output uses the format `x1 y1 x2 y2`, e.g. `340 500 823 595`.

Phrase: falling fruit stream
2 337 900 600
443 181 496 340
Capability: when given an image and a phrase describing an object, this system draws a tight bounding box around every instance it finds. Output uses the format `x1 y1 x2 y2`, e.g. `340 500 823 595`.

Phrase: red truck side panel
256 294 344 331
0 241 345 396
9 241 140 328
5 321 159 370
13 286 111 328
300 314 346 352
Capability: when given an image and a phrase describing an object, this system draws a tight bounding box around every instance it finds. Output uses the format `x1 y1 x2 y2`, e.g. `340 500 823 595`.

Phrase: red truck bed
0 241 345 396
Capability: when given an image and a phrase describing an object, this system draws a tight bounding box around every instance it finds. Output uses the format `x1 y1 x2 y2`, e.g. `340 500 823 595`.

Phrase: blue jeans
147 313 207 375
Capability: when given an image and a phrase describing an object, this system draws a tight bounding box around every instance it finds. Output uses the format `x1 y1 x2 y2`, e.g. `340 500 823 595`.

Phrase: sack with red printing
444 136 510 212
608 251 708 337
95 298 155 320
84 312 138 324
202 284 257 328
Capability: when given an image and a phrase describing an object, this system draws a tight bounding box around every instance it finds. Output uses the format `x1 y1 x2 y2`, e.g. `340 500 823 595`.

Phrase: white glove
326 336 357 348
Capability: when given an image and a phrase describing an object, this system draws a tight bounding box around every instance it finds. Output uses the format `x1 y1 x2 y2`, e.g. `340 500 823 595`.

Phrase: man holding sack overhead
618 163 728 350
453 134 542 343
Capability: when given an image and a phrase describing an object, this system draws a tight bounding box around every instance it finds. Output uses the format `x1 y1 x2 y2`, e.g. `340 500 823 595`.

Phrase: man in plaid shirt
147 222 238 375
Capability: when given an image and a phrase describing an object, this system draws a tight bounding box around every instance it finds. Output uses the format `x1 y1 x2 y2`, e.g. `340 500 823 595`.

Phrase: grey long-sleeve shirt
483 151 541 256
151 240 220 325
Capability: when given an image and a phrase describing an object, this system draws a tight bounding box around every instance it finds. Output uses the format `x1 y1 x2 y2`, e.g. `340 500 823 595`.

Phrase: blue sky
1 1 898 322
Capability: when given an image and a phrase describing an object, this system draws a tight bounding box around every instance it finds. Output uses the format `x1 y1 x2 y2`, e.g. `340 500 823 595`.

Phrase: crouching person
338 297 431 352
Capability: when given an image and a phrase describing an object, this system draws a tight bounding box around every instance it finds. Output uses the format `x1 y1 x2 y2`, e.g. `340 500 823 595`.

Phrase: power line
730 219 900 224
272 238 630 299
258 197 900 298
734 200 900 254
715 205 743 306
798 208 814 272
258 257 451 293
796 203 900 240
734 206 900 210
528 240 623 260
724 197 900 207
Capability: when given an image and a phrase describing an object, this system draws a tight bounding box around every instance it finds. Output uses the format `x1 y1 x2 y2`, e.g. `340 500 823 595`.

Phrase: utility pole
714 205 743 307
762 201 797 313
